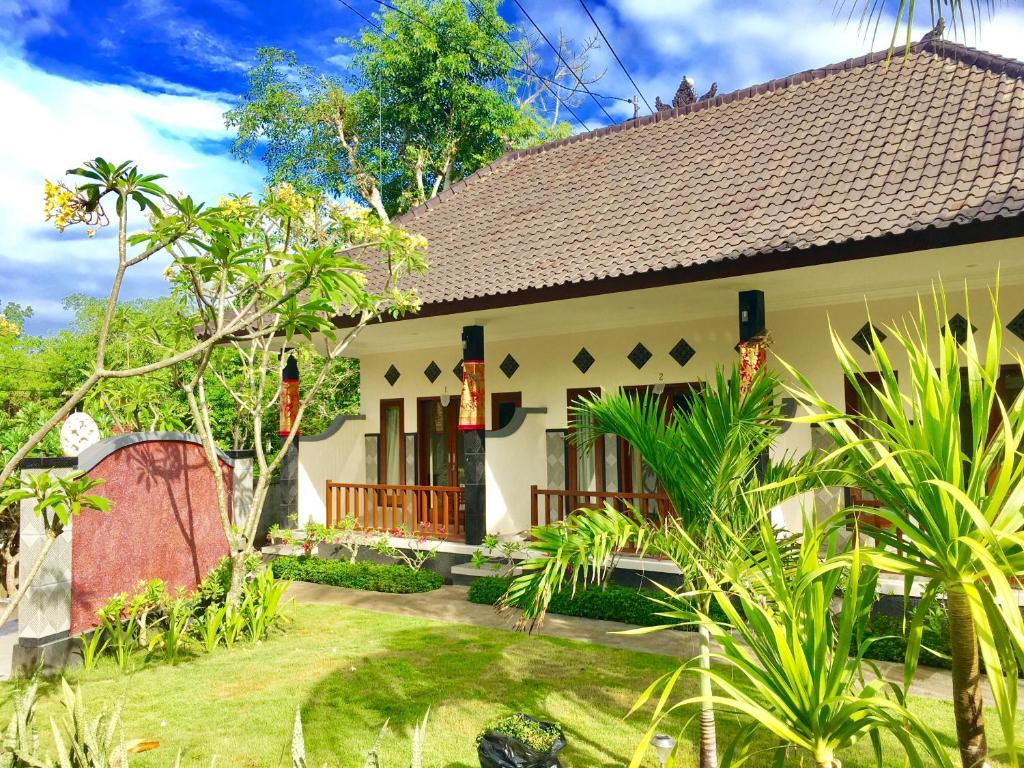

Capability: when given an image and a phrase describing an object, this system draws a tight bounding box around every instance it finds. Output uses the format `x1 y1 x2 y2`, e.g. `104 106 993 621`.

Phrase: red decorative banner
458 360 485 431
738 334 770 397
279 377 300 436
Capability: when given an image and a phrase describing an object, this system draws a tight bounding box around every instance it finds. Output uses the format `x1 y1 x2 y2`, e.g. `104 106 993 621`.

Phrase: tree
0 158 407 632
505 368 813 768
226 0 580 220
676 513 952 768
169 185 425 603
783 289 1024 768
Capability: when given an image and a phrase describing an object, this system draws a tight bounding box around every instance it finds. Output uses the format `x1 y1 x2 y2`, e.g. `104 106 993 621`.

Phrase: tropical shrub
784 289 1024 767
470 576 728 628
370 526 447 571
271 555 443 593
470 534 524 574
300 518 370 562
87 558 290 670
638 517 952 768
477 714 562 752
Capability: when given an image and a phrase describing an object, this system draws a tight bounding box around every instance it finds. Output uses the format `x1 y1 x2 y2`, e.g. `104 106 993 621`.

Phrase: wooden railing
326 481 463 539
530 485 673 527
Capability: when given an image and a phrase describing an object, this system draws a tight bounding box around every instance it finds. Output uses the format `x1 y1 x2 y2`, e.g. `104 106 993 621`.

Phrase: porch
322 480 673 539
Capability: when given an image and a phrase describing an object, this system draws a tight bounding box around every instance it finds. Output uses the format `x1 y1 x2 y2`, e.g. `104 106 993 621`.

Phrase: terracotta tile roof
391 38 1024 308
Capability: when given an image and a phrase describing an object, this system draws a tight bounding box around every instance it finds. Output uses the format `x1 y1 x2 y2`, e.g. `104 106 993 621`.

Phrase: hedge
472 576 955 670
859 612 953 670
271 556 443 593
468 576 726 628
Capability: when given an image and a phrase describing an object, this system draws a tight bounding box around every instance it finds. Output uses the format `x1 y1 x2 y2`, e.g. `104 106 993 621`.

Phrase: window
491 391 522 431
379 399 405 484
566 388 603 492
619 383 700 497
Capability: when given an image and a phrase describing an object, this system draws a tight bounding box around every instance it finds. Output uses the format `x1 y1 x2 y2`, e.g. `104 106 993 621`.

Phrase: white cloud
0 51 262 332
0 0 68 49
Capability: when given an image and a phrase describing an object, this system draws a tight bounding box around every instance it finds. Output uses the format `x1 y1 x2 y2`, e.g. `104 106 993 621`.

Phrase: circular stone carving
60 412 101 457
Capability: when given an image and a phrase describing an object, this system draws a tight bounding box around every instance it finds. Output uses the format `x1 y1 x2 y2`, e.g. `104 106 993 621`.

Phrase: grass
0 601 1020 767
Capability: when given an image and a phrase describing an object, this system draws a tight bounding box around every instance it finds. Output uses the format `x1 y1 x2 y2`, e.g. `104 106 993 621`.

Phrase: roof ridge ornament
655 76 718 113
920 17 945 45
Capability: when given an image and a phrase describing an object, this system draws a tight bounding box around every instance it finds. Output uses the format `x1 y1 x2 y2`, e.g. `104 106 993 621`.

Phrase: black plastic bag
477 716 567 768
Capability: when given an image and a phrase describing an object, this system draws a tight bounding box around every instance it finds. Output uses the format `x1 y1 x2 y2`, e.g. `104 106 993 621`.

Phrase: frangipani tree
0 158 418 629
168 186 425 603
783 287 1024 768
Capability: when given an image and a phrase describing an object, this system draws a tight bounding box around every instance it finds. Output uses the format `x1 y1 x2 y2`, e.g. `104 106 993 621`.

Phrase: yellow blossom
0 315 20 337
86 229 96 238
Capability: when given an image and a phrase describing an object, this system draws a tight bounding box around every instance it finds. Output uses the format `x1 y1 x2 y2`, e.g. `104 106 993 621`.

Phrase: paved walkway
286 581 1024 706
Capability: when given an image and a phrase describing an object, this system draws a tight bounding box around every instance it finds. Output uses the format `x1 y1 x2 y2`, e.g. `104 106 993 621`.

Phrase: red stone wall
71 440 231 634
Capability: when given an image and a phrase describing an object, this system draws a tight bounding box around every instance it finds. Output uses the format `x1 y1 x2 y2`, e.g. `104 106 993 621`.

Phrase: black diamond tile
384 364 400 386
572 347 595 374
453 360 464 380
424 361 441 383
499 353 519 379
1009 308 1024 342
943 313 976 345
669 337 695 368
851 323 886 355
627 342 652 370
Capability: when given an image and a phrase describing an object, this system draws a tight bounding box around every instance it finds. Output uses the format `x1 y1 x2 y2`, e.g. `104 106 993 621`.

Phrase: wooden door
417 397 462 487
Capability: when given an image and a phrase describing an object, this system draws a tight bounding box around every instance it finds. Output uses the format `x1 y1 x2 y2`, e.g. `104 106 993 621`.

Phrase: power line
578 0 653 115
0 363 53 375
510 0 616 123
338 0 380 30
345 0 594 131
370 0 596 129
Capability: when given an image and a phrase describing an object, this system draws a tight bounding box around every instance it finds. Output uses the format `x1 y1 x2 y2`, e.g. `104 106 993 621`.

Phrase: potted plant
477 714 566 768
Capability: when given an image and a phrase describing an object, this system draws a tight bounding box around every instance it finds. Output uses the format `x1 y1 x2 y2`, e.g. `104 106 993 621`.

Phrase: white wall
485 410 548 535
300 243 1024 534
297 416 366 526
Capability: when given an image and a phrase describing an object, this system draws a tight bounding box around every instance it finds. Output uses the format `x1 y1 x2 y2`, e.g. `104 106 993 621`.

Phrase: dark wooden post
459 325 486 545
738 291 769 479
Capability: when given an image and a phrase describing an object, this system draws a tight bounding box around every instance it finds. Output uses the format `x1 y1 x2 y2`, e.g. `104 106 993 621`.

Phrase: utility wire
343 0 594 131
578 0 653 115
338 0 380 30
510 0 616 123
370 0 599 129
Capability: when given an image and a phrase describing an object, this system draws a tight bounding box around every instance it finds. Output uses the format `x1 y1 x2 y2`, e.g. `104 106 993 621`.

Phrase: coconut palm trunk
697 623 718 768
947 587 987 768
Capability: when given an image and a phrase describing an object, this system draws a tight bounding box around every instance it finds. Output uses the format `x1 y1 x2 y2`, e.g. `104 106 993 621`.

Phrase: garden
1 601 1018 767
0 1 1022 763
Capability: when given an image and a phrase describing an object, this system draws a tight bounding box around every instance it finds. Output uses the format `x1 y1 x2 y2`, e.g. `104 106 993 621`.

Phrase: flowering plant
371 523 447 572
470 533 525 574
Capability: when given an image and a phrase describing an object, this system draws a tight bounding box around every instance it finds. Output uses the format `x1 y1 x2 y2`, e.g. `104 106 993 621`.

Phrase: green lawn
0 602 1019 767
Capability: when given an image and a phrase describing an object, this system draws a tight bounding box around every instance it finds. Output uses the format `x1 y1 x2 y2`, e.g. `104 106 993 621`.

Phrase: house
295 35 1024 548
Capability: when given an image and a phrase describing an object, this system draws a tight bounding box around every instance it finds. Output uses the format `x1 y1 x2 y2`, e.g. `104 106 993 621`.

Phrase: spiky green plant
1 682 45 768
50 679 128 768
505 367 814 768
783 286 1024 768
639 515 953 768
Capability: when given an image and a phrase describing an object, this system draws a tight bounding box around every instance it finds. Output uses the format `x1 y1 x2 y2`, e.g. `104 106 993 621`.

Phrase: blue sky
2 0 1023 334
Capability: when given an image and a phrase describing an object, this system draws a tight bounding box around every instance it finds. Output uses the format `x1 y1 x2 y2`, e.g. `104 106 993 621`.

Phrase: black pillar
460 325 486 545
738 290 769 479
738 289 765 343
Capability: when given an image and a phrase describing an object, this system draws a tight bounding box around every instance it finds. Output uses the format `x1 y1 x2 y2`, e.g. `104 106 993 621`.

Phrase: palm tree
783 288 1024 768
673 512 953 768
505 367 807 768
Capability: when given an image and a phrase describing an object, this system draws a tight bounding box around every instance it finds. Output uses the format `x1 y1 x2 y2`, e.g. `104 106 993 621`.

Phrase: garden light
650 733 675 767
